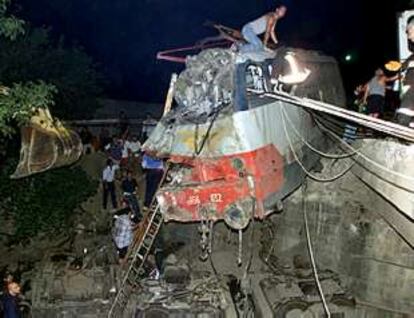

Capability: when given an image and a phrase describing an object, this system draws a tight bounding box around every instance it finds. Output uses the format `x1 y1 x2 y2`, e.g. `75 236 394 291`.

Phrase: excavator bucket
11 107 83 179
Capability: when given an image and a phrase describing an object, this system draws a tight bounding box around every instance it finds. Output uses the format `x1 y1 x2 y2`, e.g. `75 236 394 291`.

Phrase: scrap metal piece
163 73 178 116
174 48 235 123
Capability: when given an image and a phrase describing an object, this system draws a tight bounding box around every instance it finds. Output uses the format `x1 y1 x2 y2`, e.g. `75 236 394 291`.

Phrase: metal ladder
108 200 164 317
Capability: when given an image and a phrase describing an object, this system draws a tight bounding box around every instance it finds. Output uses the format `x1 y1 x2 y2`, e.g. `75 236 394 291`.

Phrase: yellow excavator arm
11 107 83 179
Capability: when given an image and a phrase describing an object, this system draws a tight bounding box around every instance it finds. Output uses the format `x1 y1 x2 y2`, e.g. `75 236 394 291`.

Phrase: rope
280 106 355 182
302 184 331 317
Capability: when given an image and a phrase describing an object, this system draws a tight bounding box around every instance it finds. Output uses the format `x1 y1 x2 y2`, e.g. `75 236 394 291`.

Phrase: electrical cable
248 88 414 142
312 112 373 139
281 106 359 159
302 182 331 318
194 106 223 156
255 87 414 184
280 106 355 182
315 117 414 184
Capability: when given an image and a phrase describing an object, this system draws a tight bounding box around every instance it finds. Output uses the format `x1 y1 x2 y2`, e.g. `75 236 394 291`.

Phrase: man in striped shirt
112 206 133 265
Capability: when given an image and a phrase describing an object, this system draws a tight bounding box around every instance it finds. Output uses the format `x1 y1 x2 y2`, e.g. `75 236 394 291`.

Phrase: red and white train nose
156 144 284 229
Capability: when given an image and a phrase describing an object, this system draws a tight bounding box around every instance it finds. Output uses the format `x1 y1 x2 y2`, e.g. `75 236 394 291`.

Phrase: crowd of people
0 114 163 316
80 115 165 268
78 113 158 154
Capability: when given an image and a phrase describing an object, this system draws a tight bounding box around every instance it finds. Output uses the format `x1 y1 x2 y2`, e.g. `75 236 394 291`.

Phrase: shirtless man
241 5 287 53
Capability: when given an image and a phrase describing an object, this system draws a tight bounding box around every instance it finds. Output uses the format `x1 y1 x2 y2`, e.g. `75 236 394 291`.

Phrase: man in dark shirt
99 127 110 152
1 282 21 318
141 154 164 208
396 17 414 127
79 127 93 154
105 137 123 167
121 170 138 194
119 110 129 136
121 171 141 221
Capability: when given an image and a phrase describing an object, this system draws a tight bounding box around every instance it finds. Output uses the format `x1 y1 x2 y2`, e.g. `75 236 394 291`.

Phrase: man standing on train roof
240 5 287 53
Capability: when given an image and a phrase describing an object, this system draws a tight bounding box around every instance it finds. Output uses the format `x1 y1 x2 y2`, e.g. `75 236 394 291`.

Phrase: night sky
14 0 406 102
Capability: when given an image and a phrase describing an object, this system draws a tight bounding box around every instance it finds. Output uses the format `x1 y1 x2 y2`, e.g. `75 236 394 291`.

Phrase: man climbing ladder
108 163 170 318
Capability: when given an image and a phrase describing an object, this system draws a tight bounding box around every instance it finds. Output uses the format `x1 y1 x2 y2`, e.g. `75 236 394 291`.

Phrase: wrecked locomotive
143 48 345 230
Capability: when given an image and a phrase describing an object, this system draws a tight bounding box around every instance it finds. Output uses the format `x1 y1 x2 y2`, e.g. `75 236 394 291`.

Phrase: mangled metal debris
173 49 235 124
143 47 345 230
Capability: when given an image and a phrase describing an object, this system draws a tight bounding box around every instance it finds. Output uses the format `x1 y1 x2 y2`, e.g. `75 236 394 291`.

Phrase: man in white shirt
102 159 118 210
127 135 141 157
120 135 141 169
121 138 130 168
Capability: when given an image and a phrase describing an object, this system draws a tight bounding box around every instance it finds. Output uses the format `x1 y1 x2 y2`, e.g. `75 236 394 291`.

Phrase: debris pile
173 48 234 123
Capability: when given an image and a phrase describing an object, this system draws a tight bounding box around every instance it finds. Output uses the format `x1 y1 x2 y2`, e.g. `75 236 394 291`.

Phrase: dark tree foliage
0 156 98 241
0 27 103 120
0 0 55 137
0 0 24 40
0 81 56 137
